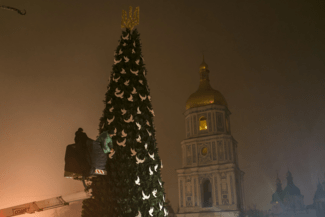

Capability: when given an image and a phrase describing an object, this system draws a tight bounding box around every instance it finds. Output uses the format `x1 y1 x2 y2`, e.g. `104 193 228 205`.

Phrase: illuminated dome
186 57 227 110
199 59 208 71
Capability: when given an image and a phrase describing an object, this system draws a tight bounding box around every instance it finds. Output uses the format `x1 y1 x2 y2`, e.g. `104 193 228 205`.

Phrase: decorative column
193 176 199 206
182 145 186 167
217 173 222 205
232 172 238 204
179 178 186 208
241 172 245 209
227 173 233 205
212 173 216 206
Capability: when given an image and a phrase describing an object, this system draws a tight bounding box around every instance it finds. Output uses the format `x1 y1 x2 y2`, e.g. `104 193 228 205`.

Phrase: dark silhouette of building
269 171 325 217
313 179 325 217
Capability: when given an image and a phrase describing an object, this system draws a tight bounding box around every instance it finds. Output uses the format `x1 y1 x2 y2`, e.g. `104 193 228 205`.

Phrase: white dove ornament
135 176 140 185
149 207 154 216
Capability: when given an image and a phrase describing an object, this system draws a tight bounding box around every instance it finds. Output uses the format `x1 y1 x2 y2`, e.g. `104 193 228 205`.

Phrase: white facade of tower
176 59 244 217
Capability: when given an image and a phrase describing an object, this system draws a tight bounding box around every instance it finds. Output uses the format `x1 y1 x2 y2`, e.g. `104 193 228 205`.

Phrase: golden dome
186 57 227 110
186 87 228 109
199 59 208 71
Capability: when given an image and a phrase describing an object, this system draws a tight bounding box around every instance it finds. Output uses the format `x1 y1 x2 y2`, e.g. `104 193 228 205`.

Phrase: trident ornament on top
121 6 139 31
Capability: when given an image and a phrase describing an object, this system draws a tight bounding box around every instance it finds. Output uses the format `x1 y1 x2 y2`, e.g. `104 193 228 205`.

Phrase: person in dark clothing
74 128 91 176
75 128 88 146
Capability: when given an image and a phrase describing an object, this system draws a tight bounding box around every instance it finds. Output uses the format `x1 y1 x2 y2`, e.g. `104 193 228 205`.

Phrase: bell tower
176 57 245 217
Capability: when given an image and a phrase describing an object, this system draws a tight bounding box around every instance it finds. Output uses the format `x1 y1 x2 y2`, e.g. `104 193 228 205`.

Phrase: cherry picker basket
64 130 112 179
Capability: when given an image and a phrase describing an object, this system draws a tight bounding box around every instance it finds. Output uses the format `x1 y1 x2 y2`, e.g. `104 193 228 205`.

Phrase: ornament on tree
146 120 151 126
124 80 130 86
154 164 158 172
123 42 127 46
144 143 148 150
147 106 155 116
142 191 150 200
137 107 141 114
116 87 121 93
139 94 146 101
99 122 104 131
114 58 121 65
113 76 121 82
124 114 134 123
149 207 154 216
132 87 137 94
121 108 127 115
109 107 114 112
161 160 163 168
148 152 155 160
131 148 137 156
136 135 141 143
122 33 129 40
132 49 135 54
109 149 115 159
127 94 133 102
107 116 115 125
136 156 145 164
121 68 126 74
107 99 112 104
109 128 117 138
164 208 168 216
158 179 162 187
146 129 152 136
152 189 157 198
136 211 141 217
148 95 151 101
139 80 143 85
136 122 141 130
149 167 153 175
119 49 123 55
115 90 124 98
121 129 127 137
159 202 163 210
135 59 140 65
135 176 140 185
117 138 126 147
123 56 129 62
130 69 139 75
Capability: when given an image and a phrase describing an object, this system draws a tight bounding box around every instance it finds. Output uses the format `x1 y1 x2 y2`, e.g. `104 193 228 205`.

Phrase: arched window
199 116 207 131
201 179 212 207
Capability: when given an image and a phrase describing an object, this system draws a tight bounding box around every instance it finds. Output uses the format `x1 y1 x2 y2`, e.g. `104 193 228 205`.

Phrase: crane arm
0 191 91 217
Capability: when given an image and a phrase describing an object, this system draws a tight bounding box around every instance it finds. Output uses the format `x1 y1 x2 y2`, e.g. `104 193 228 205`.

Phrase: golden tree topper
121 6 139 31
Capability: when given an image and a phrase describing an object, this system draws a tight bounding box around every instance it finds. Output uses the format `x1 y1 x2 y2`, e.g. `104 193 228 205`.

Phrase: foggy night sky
0 0 324 216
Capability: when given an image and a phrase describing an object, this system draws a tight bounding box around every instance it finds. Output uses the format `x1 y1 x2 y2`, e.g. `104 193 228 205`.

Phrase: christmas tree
81 6 168 217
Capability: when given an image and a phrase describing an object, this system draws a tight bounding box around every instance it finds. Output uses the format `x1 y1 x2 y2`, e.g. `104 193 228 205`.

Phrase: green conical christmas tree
82 6 168 217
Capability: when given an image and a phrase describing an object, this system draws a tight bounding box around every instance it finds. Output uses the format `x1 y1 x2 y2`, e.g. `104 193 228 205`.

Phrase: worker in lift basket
75 128 114 156
73 128 113 175
75 128 88 146
74 128 91 174
95 130 114 154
